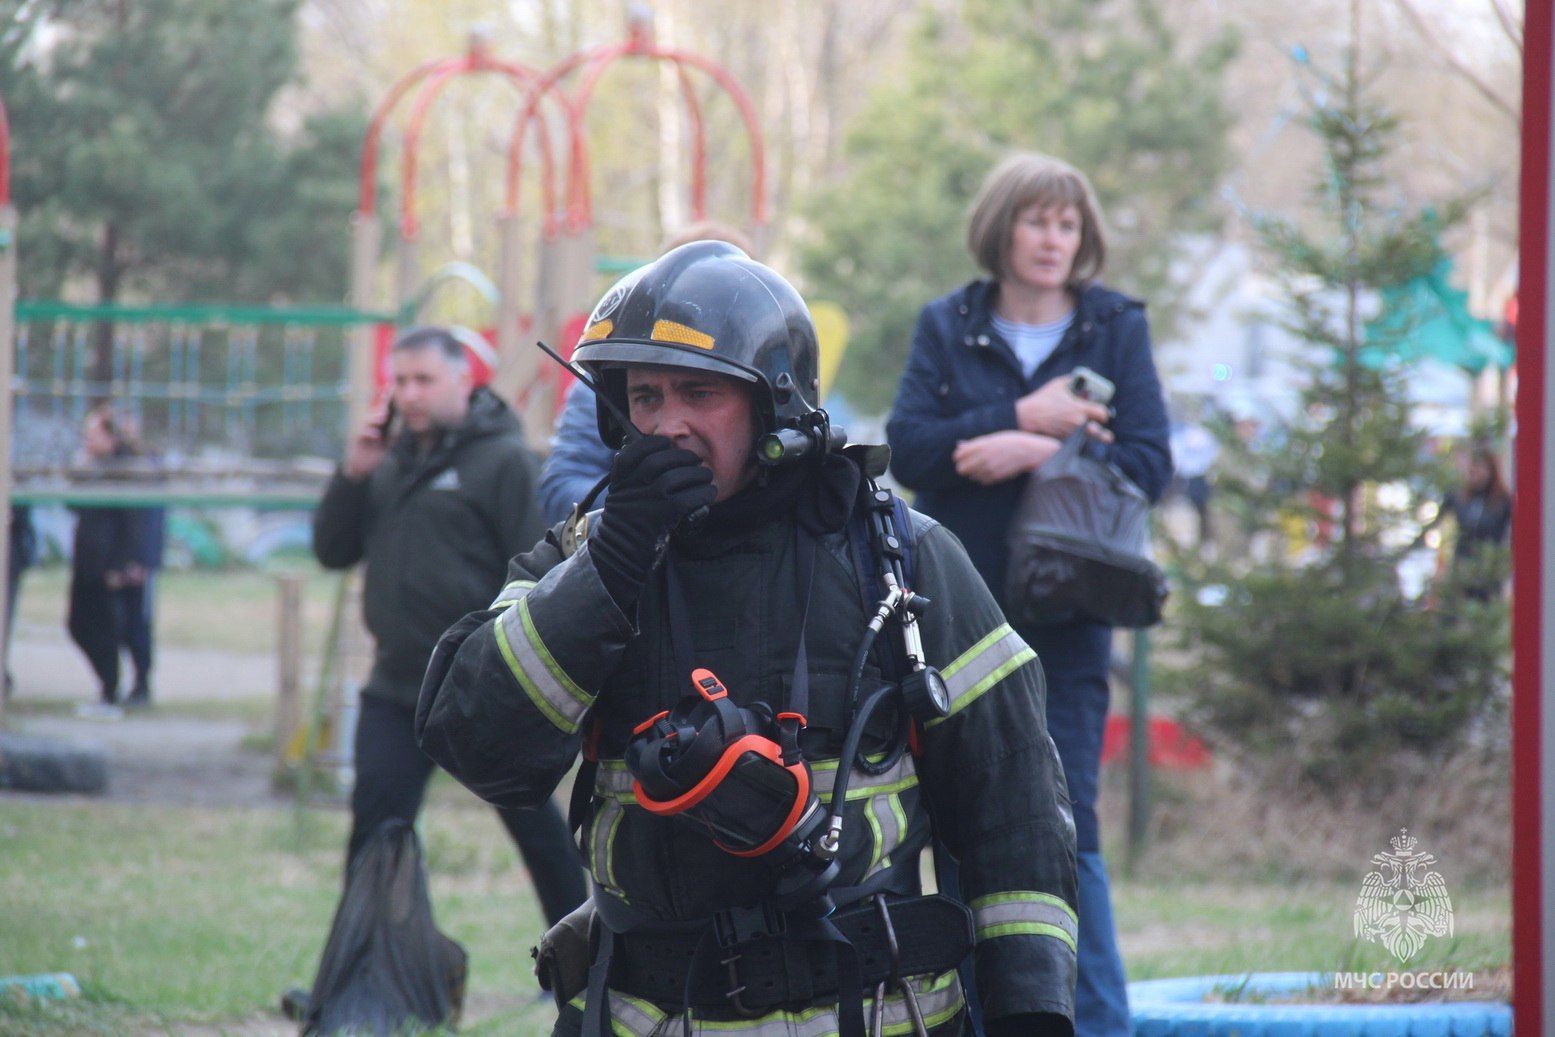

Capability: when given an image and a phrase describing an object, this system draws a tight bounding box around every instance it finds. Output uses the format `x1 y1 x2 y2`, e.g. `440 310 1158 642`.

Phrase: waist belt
610 894 973 1014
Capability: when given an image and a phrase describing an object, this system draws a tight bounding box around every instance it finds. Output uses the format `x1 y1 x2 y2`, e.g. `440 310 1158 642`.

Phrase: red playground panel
1100 715 1211 771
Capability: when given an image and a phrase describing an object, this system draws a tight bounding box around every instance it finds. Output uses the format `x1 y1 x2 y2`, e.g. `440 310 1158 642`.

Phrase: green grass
1111 876 1509 980
0 798 557 1036
0 795 1511 1035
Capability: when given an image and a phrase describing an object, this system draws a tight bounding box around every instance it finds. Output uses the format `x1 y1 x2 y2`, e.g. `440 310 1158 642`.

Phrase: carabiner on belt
872 895 931 1037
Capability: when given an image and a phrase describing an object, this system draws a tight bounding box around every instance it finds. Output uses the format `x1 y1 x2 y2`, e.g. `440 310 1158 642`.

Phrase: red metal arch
398 54 557 240
504 27 767 235
356 36 569 229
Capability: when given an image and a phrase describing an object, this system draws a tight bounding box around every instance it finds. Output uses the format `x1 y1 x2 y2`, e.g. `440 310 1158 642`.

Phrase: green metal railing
13 301 400 464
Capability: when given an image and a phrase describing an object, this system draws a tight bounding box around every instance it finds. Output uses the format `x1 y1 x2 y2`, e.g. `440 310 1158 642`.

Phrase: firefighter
417 242 1078 1037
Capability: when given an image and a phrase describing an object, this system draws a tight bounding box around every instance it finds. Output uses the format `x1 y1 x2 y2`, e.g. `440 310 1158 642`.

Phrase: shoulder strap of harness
846 478 916 680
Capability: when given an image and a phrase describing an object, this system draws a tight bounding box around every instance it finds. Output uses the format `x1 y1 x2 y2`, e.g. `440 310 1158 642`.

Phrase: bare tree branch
1488 0 1523 52
1390 0 1518 126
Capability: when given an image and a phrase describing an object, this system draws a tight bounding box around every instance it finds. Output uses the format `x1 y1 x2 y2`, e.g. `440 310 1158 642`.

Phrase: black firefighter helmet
571 240 821 450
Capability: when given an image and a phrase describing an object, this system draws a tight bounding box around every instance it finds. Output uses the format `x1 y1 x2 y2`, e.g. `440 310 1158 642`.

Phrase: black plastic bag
1005 430 1168 629
302 819 468 1036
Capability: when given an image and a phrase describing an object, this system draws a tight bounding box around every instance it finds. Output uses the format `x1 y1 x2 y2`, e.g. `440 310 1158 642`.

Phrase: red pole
0 95 10 208
1513 0 1552 1031
675 64 708 222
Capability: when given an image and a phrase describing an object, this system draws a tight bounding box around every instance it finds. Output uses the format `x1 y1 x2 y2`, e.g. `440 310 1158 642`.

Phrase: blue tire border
1129 972 1512 1036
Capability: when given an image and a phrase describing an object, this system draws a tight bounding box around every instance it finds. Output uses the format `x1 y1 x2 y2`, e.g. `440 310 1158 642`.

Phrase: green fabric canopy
1362 258 1513 374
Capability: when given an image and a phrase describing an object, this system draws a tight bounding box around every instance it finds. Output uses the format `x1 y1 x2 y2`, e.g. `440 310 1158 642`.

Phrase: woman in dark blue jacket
888 153 1171 1037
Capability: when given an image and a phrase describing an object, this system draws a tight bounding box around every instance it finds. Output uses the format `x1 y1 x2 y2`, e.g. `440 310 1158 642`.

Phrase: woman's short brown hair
966 152 1107 287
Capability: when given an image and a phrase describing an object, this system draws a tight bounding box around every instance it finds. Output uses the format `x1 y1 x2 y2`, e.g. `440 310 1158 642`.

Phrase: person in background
1419 443 1513 600
68 405 159 711
122 502 167 702
887 152 1172 1037
1168 416 1219 551
538 222 757 525
311 326 587 919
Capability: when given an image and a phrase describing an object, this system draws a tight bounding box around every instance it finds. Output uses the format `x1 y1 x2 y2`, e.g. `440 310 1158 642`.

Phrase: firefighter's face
626 366 759 502
391 346 472 433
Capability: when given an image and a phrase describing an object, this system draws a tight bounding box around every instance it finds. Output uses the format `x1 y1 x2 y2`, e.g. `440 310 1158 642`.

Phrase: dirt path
10 713 276 806
5 624 284 807
8 617 277 704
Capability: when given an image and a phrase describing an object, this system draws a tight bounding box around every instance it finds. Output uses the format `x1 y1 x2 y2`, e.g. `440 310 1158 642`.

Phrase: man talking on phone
311 326 587 923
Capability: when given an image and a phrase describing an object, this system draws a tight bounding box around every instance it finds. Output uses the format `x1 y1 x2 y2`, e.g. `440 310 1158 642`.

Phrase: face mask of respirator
624 668 840 907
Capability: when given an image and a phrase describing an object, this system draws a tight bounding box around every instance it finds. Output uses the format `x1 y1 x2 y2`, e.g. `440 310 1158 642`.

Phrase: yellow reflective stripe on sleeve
488 578 537 610
970 891 1078 953
927 623 1036 727
493 597 593 733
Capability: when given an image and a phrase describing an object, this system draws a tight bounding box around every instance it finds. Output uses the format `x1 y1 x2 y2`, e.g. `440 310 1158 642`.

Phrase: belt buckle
712 905 783 1019
719 949 764 1018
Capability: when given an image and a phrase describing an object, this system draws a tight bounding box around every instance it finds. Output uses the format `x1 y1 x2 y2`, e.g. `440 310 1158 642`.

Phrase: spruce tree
1172 45 1506 787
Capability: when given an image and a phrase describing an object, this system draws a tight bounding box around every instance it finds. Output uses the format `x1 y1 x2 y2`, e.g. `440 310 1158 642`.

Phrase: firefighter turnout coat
416 487 1078 1034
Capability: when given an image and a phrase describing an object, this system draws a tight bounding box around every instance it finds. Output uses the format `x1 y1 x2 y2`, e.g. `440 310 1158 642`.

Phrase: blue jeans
1074 851 1129 1036
1025 622 1130 1037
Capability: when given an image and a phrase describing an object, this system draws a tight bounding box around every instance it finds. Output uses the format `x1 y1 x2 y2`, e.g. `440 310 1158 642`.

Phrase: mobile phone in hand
1069 366 1116 405
377 398 398 439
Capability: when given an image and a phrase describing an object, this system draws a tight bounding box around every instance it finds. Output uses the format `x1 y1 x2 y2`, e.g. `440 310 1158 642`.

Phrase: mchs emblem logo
1353 828 1454 963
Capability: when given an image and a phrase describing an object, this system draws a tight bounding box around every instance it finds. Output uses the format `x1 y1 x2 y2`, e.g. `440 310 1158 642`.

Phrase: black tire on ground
0 733 109 794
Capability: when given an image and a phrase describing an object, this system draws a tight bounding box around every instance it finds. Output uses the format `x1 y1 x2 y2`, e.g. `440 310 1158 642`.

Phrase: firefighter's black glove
589 435 715 613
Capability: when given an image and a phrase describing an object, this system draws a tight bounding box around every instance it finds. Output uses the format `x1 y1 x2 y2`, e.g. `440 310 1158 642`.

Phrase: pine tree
1171 43 1506 787
1 0 368 306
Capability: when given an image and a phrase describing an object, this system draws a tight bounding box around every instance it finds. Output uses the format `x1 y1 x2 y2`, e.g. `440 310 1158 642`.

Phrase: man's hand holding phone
343 398 394 481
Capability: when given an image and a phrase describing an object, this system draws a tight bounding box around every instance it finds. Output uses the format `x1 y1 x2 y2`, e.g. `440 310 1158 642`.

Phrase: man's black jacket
312 388 546 706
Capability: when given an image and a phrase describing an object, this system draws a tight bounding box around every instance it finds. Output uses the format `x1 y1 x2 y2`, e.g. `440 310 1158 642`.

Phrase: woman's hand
1015 374 1114 441
953 431 1061 485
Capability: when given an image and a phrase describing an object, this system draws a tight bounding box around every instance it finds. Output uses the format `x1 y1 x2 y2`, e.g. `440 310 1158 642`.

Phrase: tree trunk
91 220 121 397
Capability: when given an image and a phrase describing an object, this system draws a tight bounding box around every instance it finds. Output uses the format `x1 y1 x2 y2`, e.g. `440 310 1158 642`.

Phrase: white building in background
1157 238 1477 435
1155 238 1306 422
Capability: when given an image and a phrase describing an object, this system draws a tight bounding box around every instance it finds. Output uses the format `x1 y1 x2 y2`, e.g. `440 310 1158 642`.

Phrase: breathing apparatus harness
619 413 950 900
569 414 964 1037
